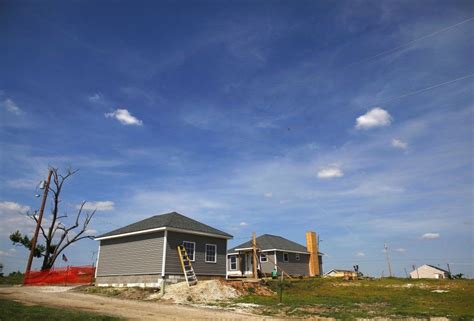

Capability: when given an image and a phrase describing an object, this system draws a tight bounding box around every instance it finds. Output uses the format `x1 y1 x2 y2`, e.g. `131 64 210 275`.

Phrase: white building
410 264 451 279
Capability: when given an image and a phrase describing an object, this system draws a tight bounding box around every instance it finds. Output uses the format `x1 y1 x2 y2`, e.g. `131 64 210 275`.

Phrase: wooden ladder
177 245 198 286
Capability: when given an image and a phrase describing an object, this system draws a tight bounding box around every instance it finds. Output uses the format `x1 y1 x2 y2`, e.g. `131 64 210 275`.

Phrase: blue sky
0 0 472 277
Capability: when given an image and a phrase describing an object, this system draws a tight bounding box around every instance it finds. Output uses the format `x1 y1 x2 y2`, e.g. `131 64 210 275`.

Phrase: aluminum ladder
177 245 198 286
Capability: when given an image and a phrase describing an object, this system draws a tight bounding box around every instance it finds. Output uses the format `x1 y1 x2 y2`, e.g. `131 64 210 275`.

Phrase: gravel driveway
0 286 279 320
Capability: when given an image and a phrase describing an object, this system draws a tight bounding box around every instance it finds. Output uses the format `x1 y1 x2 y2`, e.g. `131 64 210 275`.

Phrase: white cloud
105 109 143 126
84 229 98 236
356 252 365 257
1 98 22 115
239 222 248 227
421 232 440 239
0 248 17 258
263 192 273 198
0 201 30 213
7 178 39 189
392 138 408 149
317 166 344 179
355 107 392 129
88 93 103 103
0 201 33 237
78 201 115 212
395 248 406 252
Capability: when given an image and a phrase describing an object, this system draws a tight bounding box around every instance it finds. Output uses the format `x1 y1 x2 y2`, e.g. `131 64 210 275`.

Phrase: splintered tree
10 167 96 270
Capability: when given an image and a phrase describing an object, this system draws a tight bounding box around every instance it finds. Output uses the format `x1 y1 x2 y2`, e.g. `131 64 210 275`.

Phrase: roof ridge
97 211 232 239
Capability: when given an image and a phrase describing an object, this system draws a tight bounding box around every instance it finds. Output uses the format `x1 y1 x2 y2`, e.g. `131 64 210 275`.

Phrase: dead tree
10 167 96 270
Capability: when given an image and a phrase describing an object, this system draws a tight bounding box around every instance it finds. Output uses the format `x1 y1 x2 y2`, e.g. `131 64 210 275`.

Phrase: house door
244 253 253 275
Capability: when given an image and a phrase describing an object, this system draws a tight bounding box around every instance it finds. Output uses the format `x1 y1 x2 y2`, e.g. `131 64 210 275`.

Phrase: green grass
0 272 24 285
0 299 122 321
236 277 474 320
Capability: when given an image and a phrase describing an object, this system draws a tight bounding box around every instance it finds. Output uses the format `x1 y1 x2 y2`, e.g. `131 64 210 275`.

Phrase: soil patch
162 280 239 304
226 280 275 296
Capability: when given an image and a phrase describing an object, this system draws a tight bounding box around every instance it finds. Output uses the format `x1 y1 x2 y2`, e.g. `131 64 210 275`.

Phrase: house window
295 253 300 261
260 253 268 262
182 241 195 261
205 244 217 263
283 252 289 262
230 256 237 270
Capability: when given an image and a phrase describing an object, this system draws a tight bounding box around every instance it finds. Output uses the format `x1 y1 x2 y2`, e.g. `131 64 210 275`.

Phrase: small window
205 244 217 263
295 253 300 261
283 252 289 262
230 256 237 270
260 253 268 262
182 241 195 261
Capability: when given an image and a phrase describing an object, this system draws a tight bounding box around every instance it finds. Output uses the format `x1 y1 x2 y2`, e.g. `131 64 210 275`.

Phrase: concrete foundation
96 274 224 288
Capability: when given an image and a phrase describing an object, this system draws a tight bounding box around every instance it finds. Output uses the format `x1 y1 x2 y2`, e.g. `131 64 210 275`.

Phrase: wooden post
279 270 284 303
25 169 53 275
306 231 320 276
252 232 258 278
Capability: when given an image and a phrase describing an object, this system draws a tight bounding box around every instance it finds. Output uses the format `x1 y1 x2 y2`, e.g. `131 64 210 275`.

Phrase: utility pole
384 243 393 277
447 263 452 277
252 232 258 279
404 268 409 278
25 169 53 274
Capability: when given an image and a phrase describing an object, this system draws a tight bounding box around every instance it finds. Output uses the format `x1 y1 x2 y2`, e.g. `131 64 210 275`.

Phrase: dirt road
0 286 278 320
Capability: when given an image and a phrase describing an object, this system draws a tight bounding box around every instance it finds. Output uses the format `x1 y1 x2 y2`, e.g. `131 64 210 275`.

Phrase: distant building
324 269 358 278
410 264 451 279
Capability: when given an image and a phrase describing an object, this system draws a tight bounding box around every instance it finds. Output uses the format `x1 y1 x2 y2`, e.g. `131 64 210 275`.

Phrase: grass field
0 272 24 285
0 299 122 321
236 277 474 320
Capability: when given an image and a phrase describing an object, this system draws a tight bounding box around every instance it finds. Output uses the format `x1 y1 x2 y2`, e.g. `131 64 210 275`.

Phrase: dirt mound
161 280 239 304
227 280 275 296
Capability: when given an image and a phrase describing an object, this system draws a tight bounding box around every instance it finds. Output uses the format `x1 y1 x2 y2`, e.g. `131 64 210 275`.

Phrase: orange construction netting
24 265 95 286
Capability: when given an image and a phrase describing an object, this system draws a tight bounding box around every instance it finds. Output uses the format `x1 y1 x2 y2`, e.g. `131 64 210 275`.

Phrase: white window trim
183 241 196 262
229 255 237 270
260 253 268 262
205 243 217 263
283 252 289 262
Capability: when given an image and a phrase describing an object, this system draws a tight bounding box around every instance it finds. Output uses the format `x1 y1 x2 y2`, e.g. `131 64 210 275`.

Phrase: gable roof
96 212 232 240
228 234 309 253
424 264 450 273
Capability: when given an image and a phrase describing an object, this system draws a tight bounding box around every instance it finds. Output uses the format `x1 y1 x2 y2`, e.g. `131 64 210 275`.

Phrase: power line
347 17 474 67
366 73 474 107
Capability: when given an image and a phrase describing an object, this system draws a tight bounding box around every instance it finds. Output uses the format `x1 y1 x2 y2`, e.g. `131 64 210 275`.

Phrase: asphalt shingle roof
97 212 232 238
228 234 308 253
426 264 450 273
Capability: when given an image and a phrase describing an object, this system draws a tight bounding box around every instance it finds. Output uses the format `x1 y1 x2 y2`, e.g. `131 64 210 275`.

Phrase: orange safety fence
24 265 95 286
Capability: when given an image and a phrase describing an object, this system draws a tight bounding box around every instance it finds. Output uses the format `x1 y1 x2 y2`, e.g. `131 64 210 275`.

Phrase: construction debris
161 280 239 304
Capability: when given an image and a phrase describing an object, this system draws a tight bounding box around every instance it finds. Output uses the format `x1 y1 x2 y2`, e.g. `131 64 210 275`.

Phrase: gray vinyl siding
165 231 227 276
260 251 276 274
276 251 309 276
97 231 164 276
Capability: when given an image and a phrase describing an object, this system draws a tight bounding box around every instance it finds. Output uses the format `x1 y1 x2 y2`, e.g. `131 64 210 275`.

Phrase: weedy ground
234 277 474 320
0 298 122 321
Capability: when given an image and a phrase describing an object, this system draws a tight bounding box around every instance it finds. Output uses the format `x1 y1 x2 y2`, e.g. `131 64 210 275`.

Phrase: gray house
95 212 232 287
227 234 323 277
